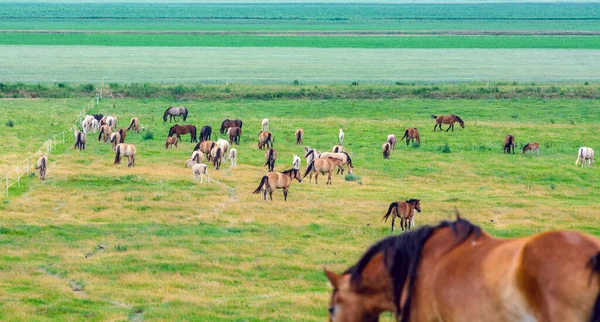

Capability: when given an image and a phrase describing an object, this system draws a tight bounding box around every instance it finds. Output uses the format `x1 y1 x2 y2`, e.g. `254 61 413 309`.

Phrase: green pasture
0 96 599 320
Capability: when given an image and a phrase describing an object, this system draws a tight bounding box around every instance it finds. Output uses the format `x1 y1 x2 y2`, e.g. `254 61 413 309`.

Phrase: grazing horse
98 125 112 142
576 147 594 168
168 124 197 143
165 136 178 149
264 148 277 172
190 150 203 164
185 159 210 183
381 199 422 232
293 155 301 170
400 128 420 146
199 125 212 142
109 132 121 151
303 157 345 185
90 119 99 133
36 155 47 180
127 117 140 133
93 114 103 122
432 114 465 132
382 141 391 159
262 118 269 132
210 146 224 170
258 131 273 150
252 168 302 201
228 148 237 168
114 143 136 167
319 152 353 175
387 134 397 150
227 127 242 145
82 115 94 133
74 130 86 150
163 106 188 122
523 142 540 155
217 138 229 159
195 140 215 162
339 129 345 145
101 115 117 130
332 145 344 153
118 128 127 143
504 134 515 154
295 128 304 145
324 217 600 322
220 119 243 135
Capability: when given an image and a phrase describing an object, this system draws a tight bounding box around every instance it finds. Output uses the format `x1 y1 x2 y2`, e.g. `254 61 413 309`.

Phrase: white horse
228 148 237 168
81 120 88 134
185 159 210 183
103 115 117 130
217 138 230 161
293 154 301 170
91 119 99 133
339 129 344 145
262 118 269 132
575 147 594 168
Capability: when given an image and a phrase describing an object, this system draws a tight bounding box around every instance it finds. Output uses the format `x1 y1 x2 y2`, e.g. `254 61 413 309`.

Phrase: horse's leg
269 189 273 201
327 172 332 185
315 173 319 184
391 215 395 232
283 188 288 201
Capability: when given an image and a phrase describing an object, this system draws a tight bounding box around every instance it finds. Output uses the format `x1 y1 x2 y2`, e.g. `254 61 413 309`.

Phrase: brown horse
127 117 140 133
252 168 302 201
432 114 465 132
319 152 353 175
114 144 136 167
109 132 121 151
258 131 273 150
264 148 277 172
118 128 127 143
295 128 304 145
168 124 197 143
523 141 539 155
195 140 216 162
36 155 47 180
165 136 178 149
210 146 223 170
324 217 600 322
97 125 112 142
228 127 242 145
74 130 86 150
400 128 420 146
504 134 515 154
382 142 391 159
381 199 422 232
220 119 243 134
303 157 344 185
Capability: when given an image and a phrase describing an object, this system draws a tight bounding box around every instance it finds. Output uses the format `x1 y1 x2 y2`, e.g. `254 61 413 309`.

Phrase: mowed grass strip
0 97 599 320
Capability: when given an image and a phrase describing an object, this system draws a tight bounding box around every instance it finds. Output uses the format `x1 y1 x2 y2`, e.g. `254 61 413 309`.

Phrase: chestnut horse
324 217 600 322
432 114 464 132
252 168 302 201
504 134 515 154
168 124 197 143
220 119 243 134
228 127 242 145
523 142 540 155
400 128 420 146
295 128 304 145
381 199 421 232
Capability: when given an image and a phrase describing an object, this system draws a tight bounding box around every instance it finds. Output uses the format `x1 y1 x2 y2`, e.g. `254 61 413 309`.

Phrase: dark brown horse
228 127 242 145
252 168 302 201
220 119 243 134
295 128 304 145
199 125 212 142
504 134 515 154
400 128 420 146
264 148 277 172
432 114 465 132
118 128 127 143
324 217 600 322
168 124 197 143
381 199 421 232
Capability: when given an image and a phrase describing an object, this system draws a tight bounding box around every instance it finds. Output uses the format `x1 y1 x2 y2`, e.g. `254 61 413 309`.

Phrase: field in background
1 97 599 320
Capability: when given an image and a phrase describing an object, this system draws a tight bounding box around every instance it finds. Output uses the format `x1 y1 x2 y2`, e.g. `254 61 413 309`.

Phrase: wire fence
3 98 98 199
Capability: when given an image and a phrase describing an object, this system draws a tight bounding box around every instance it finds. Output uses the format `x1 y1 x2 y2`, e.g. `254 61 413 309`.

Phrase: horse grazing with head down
220 119 243 135
165 136 178 149
523 142 540 155
252 168 302 201
387 134 397 150
324 217 600 322
258 131 273 150
227 127 242 145
114 144 136 167
74 130 86 150
382 141 391 159
295 128 304 145
168 124 197 143
264 148 277 172
381 199 421 232
576 147 594 168
109 132 121 151
163 106 188 123
36 155 47 180
504 134 515 154
432 114 464 132
401 128 420 146
199 125 212 142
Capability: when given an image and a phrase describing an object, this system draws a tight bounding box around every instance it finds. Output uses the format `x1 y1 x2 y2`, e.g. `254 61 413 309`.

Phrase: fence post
62 132 65 144
5 174 8 199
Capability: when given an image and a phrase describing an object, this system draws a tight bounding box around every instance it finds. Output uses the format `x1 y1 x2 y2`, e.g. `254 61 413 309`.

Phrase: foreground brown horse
432 114 465 132
324 217 600 322
168 124 197 143
381 199 421 232
504 134 515 154
523 141 539 155
400 128 420 146
252 168 302 201
165 136 178 149
295 128 304 145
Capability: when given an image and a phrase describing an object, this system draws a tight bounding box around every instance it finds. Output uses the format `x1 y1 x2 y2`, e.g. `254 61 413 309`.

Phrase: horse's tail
343 152 352 167
588 253 600 322
114 145 121 164
183 108 188 121
192 125 197 142
214 148 221 163
119 129 125 143
303 160 315 178
98 126 104 141
400 129 409 141
239 120 243 129
382 202 398 222
431 114 437 119
74 132 82 149
265 148 274 167
253 176 269 194
267 132 272 144
40 156 46 171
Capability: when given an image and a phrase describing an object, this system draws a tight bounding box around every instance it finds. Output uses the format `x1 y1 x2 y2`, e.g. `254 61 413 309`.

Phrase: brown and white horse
381 199 422 232
195 140 215 162
382 142 391 159
98 125 112 142
36 155 47 180
432 114 464 132
400 128 420 146
324 217 600 322
127 117 140 133
114 143 136 167
252 168 302 201
74 130 86 150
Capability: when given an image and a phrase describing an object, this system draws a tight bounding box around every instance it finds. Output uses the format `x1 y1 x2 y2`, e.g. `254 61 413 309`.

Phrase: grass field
1 96 599 320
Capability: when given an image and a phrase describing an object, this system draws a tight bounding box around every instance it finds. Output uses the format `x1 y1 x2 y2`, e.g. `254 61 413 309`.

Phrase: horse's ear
324 268 340 288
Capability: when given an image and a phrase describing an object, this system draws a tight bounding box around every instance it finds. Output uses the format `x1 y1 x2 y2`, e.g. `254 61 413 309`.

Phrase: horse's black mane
342 152 352 166
281 168 298 176
455 115 464 123
346 218 481 322
405 198 419 203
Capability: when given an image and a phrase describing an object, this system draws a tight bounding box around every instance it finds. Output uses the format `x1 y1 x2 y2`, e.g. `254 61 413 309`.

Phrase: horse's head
293 169 302 183
185 159 195 168
457 117 465 129
413 199 422 213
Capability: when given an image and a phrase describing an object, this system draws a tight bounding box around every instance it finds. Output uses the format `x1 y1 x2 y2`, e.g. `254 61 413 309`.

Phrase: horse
381 199 422 232
523 142 540 155
74 130 86 150
195 140 215 162
324 217 600 322
82 115 94 133
304 147 321 165
400 128 420 146
217 138 229 159
90 119 99 133
339 129 345 145
303 157 345 185
165 136 178 149
264 148 277 172
258 131 273 150
504 134 515 154
319 152 353 175
36 155 47 180
432 114 465 132
228 148 237 168
109 132 121 151
333 145 344 153
382 141 391 159
168 124 197 143
293 155 301 170
98 125 112 142
114 144 136 167
118 128 127 143
262 118 269 132
227 127 242 145
387 134 397 150
210 146 224 170
101 115 117 130
127 117 140 133
252 168 302 201
576 147 594 168
92 114 103 122
81 119 89 134
191 150 203 164
185 159 210 183
163 106 188 123
220 119 243 134
199 125 212 142
295 128 304 145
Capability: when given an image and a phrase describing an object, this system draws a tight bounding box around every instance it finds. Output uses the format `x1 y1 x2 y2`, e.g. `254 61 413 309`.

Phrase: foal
185 159 210 183
165 136 178 149
523 142 540 155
